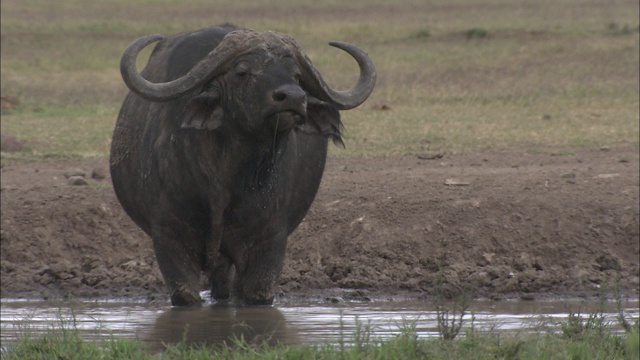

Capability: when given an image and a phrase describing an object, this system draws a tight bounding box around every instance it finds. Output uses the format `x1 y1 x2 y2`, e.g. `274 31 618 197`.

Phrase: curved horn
298 41 376 110
120 32 247 102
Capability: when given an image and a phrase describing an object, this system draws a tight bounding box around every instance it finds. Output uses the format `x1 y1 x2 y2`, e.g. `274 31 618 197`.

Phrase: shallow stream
2 296 638 352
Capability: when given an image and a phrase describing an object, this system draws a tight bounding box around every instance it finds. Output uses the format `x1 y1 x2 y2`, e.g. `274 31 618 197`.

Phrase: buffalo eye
235 61 251 78
291 65 302 84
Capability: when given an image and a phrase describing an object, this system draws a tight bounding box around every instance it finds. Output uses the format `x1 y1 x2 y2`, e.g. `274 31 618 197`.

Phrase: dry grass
1 0 638 158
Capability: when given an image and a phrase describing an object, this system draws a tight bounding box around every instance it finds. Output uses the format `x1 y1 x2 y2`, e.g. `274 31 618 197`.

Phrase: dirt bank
1 146 638 303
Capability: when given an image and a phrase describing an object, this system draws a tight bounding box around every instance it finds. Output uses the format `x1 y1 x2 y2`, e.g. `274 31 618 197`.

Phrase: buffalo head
119 29 376 135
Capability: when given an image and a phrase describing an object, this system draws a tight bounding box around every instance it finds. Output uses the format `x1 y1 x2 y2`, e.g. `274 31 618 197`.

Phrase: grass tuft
606 22 638 36
463 28 488 39
411 29 431 39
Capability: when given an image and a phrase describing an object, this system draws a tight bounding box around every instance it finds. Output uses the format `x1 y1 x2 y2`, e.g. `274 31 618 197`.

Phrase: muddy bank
1 147 638 302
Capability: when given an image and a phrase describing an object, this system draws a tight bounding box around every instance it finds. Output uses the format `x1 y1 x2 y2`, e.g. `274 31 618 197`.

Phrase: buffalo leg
209 252 234 302
151 224 203 306
232 233 287 305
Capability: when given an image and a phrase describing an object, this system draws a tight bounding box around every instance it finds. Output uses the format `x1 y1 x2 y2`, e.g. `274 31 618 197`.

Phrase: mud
1 146 638 302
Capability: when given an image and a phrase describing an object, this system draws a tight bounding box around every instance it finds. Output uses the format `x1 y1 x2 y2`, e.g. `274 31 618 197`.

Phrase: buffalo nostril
272 85 306 104
273 90 287 102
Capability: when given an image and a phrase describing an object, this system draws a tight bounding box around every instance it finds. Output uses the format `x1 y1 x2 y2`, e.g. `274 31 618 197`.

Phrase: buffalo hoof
170 287 202 307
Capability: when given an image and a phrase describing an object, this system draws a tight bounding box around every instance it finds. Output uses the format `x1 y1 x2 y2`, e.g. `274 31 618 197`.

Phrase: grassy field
1 0 638 159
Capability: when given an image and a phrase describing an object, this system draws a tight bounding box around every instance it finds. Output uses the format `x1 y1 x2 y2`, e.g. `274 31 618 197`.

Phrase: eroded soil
1 147 638 303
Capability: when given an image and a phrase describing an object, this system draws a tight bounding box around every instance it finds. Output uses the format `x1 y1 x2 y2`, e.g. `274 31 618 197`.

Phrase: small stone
68 176 89 186
561 172 576 179
445 178 470 186
91 167 107 180
120 260 140 270
483 253 495 263
595 173 620 179
417 153 444 160
64 169 86 178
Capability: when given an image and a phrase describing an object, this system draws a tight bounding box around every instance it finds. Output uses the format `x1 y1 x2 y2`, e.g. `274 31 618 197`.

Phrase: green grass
1 0 638 160
1 105 118 160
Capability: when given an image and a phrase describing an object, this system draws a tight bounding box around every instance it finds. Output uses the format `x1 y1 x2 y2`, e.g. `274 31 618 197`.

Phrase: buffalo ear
297 98 344 147
181 94 224 130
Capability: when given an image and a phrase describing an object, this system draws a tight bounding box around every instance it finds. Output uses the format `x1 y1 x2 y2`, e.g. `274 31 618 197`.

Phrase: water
1 297 638 352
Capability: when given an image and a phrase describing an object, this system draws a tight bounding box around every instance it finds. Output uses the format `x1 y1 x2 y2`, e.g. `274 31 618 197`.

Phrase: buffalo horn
120 33 244 102
297 41 376 110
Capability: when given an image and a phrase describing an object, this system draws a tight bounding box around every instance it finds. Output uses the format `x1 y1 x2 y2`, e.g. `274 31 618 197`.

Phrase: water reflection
1 298 638 352
143 305 296 351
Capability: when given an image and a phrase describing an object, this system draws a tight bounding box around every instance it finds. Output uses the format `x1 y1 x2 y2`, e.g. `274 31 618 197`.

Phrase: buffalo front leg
232 232 287 306
205 213 229 302
151 223 204 306
208 252 234 302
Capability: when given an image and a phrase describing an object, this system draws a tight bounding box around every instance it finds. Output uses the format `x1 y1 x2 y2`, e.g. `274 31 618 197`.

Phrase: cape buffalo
110 26 376 306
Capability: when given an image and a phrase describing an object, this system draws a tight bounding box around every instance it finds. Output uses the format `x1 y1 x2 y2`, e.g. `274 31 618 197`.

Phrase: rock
417 153 444 160
64 169 86 178
119 260 140 270
68 176 89 186
595 173 620 179
445 178 471 186
91 167 107 180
